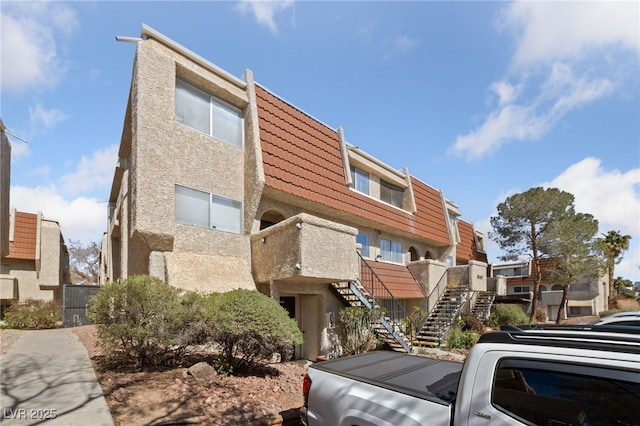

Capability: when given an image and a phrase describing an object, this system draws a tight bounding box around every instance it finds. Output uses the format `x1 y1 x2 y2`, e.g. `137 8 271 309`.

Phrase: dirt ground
71 325 307 426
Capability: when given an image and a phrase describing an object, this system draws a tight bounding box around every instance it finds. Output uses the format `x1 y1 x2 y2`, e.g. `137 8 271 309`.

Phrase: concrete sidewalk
0 328 113 425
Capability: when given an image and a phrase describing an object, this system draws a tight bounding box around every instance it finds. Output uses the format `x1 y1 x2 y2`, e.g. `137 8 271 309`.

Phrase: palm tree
599 231 631 308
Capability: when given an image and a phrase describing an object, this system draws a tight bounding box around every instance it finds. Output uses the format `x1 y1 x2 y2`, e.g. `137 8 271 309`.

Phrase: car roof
478 324 640 355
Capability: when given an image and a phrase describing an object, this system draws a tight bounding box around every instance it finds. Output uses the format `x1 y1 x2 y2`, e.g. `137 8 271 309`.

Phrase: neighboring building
0 210 70 318
1 119 10 259
102 25 488 358
490 258 608 321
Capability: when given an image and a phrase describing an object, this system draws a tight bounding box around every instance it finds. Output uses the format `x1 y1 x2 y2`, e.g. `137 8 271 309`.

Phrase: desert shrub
445 326 479 350
404 306 426 341
205 289 303 373
88 275 200 368
489 304 529 328
459 314 486 333
3 299 61 329
534 307 548 323
338 306 382 355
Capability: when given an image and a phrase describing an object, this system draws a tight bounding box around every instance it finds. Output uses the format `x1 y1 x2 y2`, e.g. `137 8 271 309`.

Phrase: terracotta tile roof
364 260 425 299
256 85 450 247
457 219 487 263
5 211 37 260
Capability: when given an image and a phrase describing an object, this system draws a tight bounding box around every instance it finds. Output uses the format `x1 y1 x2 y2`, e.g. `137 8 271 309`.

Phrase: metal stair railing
415 269 448 332
356 253 413 352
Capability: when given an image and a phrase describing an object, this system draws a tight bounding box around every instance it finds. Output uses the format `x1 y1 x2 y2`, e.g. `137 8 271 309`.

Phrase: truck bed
311 350 463 405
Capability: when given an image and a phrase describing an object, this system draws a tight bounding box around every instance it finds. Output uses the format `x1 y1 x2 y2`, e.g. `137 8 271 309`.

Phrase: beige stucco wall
251 213 358 284
105 36 260 292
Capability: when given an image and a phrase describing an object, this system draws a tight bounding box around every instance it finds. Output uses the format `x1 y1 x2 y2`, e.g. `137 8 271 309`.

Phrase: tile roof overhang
4 211 37 260
364 260 425 299
256 84 450 247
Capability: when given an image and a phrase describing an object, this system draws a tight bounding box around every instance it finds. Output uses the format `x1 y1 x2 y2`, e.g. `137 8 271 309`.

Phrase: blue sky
1 1 639 282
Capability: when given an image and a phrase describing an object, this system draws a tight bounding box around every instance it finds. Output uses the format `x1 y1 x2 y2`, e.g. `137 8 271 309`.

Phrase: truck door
465 352 640 426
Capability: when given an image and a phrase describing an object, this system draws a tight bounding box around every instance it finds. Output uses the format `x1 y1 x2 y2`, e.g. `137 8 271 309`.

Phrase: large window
356 233 370 257
380 180 403 208
492 358 640 426
175 185 242 234
175 79 243 148
350 166 370 195
380 238 402 263
494 266 529 277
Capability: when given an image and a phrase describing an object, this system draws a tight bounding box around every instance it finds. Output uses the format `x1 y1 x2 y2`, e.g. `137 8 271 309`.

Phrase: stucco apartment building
102 25 488 359
490 259 608 321
0 210 71 317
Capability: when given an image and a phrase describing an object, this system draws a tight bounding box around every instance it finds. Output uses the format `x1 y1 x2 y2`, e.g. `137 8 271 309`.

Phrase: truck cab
302 325 640 426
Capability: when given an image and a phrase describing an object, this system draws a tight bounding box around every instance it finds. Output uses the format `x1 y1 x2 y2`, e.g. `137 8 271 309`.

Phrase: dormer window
380 180 403 209
350 166 370 195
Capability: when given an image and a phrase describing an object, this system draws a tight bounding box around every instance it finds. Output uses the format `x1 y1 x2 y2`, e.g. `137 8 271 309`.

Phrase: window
494 266 529 277
350 166 370 195
570 282 590 292
380 180 403 208
569 306 593 316
492 359 640 426
175 185 242 234
175 79 243 147
513 286 530 294
380 238 402 263
356 233 370 257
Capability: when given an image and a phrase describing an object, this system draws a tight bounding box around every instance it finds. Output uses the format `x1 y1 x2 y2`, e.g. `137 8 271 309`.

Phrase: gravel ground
0 329 25 355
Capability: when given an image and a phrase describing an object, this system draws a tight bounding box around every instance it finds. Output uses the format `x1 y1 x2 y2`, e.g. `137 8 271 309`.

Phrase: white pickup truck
301 325 640 426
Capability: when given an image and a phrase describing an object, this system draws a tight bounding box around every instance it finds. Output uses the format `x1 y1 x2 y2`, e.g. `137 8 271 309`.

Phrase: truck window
491 358 640 426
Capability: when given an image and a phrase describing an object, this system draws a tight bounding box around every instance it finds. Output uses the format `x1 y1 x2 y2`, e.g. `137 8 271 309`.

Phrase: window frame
380 238 402 263
350 166 370 195
380 179 404 208
356 233 370 258
175 184 243 234
175 78 244 148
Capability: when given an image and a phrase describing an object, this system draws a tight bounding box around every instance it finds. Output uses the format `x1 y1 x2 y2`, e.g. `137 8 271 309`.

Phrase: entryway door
301 295 320 361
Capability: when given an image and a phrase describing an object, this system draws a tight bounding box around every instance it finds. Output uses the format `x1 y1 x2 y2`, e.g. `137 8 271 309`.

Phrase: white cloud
393 35 418 54
497 1 639 68
236 0 295 34
0 2 78 92
10 185 106 244
59 144 118 195
29 103 68 129
450 2 637 161
543 158 640 236
9 144 117 243
490 80 521 106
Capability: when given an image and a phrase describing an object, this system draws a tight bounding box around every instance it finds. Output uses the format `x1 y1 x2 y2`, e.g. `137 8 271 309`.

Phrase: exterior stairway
471 291 495 320
414 286 468 348
331 255 413 353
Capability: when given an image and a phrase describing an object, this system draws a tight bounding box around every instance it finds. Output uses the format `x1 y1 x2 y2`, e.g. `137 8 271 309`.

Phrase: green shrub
205 289 303 373
88 275 199 368
3 299 61 329
445 326 479 350
489 304 529 328
338 306 382 355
